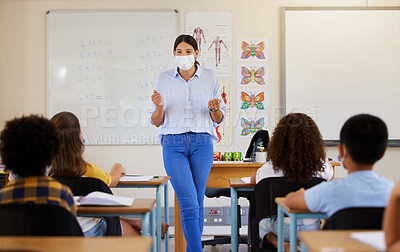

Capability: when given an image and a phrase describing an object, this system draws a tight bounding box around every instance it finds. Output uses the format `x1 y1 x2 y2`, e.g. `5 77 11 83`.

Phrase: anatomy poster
237 88 269 111
237 63 269 87
237 38 269 61
186 12 232 77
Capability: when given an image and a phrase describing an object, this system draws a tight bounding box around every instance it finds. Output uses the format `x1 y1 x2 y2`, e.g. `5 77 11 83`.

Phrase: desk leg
289 214 297 252
165 184 169 252
142 212 150 236
151 208 156 252
230 187 238 252
174 194 186 252
277 206 284 252
300 242 308 252
156 185 162 252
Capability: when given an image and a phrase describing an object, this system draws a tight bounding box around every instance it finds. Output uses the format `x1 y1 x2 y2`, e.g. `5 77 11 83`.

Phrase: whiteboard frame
281 7 400 146
46 9 179 145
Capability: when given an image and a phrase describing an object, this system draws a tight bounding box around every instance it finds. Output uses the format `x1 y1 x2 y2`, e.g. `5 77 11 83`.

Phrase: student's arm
285 188 310 211
108 163 126 188
250 172 257 185
383 183 400 249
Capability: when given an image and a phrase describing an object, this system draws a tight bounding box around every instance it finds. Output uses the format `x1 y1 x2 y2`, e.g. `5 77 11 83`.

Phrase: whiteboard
283 7 400 142
46 10 178 145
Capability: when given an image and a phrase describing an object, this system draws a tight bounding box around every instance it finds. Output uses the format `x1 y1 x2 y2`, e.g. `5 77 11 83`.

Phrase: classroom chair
202 130 269 247
0 204 83 236
54 177 122 236
0 173 6 189
323 207 385 230
203 130 270 248
248 177 326 252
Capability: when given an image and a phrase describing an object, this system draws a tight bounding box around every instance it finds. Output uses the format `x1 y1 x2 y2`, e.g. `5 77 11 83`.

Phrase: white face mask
174 55 195 71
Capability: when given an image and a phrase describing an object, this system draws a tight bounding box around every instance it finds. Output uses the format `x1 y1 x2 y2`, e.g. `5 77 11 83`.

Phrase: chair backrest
249 177 326 250
0 204 83 236
54 177 122 236
245 130 270 159
0 173 6 189
323 207 385 230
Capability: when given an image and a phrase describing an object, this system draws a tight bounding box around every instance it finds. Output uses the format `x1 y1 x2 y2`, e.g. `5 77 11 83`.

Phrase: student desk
0 236 153 252
78 198 156 251
229 162 340 252
174 162 262 252
298 230 380 252
229 178 255 252
275 197 328 252
117 176 170 252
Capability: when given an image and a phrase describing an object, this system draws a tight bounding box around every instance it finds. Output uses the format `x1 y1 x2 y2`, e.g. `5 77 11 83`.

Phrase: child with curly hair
250 113 333 250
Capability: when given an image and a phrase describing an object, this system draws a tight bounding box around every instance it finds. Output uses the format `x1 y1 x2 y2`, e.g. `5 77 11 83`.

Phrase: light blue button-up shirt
151 66 226 142
305 170 394 217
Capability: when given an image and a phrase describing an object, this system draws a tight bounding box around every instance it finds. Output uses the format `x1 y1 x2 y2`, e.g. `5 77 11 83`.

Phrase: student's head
48 111 86 177
0 115 59 177
267 113 326 183
339 114 388 166
173 34 199 67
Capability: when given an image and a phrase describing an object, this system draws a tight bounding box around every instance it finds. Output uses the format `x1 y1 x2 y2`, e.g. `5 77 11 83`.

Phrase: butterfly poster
237 38 269 61
236 114 269 138
237 63 269 86
237 89 269 111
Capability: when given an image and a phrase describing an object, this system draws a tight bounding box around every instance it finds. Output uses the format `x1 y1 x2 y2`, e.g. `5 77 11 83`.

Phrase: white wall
1 0 400 207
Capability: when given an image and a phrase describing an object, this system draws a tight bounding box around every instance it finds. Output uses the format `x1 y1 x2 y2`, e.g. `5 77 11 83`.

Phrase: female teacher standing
151 34 226 251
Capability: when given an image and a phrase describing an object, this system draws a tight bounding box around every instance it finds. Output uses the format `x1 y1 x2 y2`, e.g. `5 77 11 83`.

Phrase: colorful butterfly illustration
241 41 265 59
241 92 265 110
241 118 264 136
240 66 265 85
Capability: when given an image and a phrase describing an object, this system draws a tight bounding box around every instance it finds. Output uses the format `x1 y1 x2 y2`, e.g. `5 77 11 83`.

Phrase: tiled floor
162 236 249 252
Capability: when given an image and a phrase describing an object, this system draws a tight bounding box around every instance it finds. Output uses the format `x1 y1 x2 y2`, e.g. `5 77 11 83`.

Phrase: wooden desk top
118 176 170 186
275 197 319 214
298 230 380 252
229 178 255 188
212 161 264 168
0 236 153 252
78 198 156 214
212 161 340 168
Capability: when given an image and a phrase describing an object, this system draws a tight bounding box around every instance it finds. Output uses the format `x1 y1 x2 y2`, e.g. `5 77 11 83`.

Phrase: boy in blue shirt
285 114 394 218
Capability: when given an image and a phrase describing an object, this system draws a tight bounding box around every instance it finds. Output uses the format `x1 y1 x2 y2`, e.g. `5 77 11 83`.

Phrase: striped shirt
0 176 77 215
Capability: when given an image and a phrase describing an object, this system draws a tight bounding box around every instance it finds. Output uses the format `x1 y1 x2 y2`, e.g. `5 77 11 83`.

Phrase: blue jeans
162 132 213 252
83 219 107 237
259 217 321 241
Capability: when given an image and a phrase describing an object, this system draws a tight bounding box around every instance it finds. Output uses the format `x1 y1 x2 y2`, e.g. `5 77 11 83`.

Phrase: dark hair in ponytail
173 34 200 65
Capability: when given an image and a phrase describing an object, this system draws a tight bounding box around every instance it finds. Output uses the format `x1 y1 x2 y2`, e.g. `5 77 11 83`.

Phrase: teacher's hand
151 90 164 107
208 98 221 112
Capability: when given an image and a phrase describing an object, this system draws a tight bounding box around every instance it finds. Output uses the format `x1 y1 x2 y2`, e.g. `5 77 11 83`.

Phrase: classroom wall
1 0 400 207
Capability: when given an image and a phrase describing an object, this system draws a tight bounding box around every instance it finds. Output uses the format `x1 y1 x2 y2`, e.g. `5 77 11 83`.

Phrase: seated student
250 113 334 250
0 115 76 215
285 114 394 226
48 111 168 236
383 182 400 251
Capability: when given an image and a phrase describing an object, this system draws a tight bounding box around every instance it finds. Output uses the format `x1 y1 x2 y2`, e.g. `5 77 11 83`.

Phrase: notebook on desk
119 175 153 182
350 231 386 251
241 177 251 184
